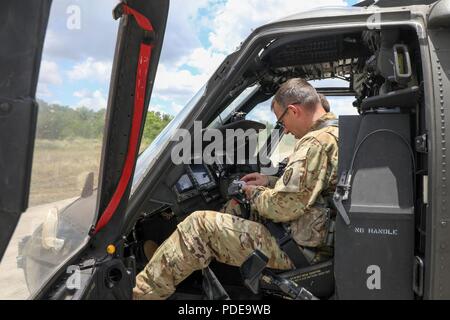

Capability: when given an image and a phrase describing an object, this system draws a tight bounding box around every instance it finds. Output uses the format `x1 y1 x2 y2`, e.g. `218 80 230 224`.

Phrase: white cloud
178 47 226 76
149 102 183 115
311 78 350 88
207 0 348 53
153 0 351 111
169 102 184 113
74 89 108 111
159 0 210 64
153 63 209 105
148 104 163 113
37 60 63 98
248 108 276 124
164 102 184 114
68 57 112 83
44 0 211 65
37 83 53 98
39 60 63 86
39 0 356 116
42 0 119 61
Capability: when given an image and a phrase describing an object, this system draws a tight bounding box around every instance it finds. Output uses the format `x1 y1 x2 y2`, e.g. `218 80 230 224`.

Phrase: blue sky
37 0 361 116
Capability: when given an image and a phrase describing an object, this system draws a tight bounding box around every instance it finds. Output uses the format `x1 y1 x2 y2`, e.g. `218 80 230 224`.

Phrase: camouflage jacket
250 112 339 248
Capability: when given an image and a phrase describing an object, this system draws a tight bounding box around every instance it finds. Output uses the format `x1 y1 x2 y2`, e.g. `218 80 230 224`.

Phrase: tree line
36 100 173 144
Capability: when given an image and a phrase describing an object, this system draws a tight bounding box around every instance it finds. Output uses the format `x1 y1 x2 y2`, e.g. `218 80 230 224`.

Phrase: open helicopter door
90 0 169 247
0 1 52 262
22 0 170 300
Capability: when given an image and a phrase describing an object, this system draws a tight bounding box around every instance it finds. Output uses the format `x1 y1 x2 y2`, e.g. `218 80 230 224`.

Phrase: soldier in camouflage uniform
133 78 339 300
319 93 331 113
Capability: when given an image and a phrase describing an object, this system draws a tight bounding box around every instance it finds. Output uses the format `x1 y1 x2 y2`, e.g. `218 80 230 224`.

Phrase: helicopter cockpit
125 24 424 300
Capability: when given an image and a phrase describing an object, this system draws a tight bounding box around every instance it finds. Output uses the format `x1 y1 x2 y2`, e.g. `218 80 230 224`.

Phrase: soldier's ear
288 104 301 117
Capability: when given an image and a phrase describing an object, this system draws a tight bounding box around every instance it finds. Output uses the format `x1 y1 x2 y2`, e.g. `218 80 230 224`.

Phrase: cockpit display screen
191 164 212 186
175 174 194 193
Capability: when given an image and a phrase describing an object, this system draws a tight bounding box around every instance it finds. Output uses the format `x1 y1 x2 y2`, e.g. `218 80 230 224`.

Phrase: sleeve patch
283 168 293 186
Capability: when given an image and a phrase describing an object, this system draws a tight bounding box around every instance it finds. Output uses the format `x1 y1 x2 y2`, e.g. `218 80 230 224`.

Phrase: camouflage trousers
133 201 294 300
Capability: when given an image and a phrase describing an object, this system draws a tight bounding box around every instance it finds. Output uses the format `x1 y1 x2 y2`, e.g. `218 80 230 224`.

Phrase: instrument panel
172 164 220 203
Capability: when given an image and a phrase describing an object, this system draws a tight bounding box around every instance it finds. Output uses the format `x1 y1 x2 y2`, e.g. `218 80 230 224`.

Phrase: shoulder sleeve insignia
283 168 293 186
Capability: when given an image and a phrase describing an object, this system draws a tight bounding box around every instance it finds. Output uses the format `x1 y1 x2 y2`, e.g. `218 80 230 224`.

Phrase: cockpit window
209 85 260 128
131 85 206 193
245 78 358 166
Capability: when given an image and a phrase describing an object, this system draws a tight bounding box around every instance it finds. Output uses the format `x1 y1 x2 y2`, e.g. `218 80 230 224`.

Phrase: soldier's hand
242 184 257 199
240 173 269 187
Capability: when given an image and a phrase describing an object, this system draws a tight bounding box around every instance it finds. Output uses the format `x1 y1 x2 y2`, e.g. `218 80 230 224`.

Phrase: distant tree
142 111 174 146
36 100 172 143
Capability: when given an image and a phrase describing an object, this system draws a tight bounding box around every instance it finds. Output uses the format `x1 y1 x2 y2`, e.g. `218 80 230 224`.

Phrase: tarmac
0 198 76 300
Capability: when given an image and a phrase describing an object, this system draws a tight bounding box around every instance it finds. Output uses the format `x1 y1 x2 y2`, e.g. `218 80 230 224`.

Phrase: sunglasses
275 106 290 128
275 102 305 128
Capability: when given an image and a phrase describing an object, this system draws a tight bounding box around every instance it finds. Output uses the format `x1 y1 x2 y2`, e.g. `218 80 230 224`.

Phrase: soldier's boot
133 210 293 300
143 240 159 261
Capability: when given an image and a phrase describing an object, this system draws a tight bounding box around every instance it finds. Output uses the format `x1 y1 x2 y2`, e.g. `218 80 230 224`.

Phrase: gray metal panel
428 0 450 28
350 114 414 212
335 114 415 300
338 116 362 174
424 27 450 300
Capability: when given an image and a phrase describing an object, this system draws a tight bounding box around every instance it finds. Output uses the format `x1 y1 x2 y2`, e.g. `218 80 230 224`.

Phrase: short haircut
319 94 330 112
271 78 320 111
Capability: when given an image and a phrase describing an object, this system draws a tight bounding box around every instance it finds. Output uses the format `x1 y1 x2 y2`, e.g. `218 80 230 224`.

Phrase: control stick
227 179 250 219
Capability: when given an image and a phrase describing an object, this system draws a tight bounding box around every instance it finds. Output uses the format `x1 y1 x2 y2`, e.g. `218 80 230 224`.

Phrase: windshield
209 85 259 128
131 85 206 193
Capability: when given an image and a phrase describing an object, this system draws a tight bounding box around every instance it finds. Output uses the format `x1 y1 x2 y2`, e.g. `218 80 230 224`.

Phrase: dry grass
29 138 154 207
29 139 102 206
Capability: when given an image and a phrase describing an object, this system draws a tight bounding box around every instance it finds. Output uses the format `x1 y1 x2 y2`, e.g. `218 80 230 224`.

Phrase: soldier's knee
189 210 206 221
176 211 221 255
188 210 218 222
178 211 202 230
178 211 220 238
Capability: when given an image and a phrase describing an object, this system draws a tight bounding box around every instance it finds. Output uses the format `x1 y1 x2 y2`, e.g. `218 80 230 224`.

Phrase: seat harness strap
265 119 339 267
264 221 311 268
